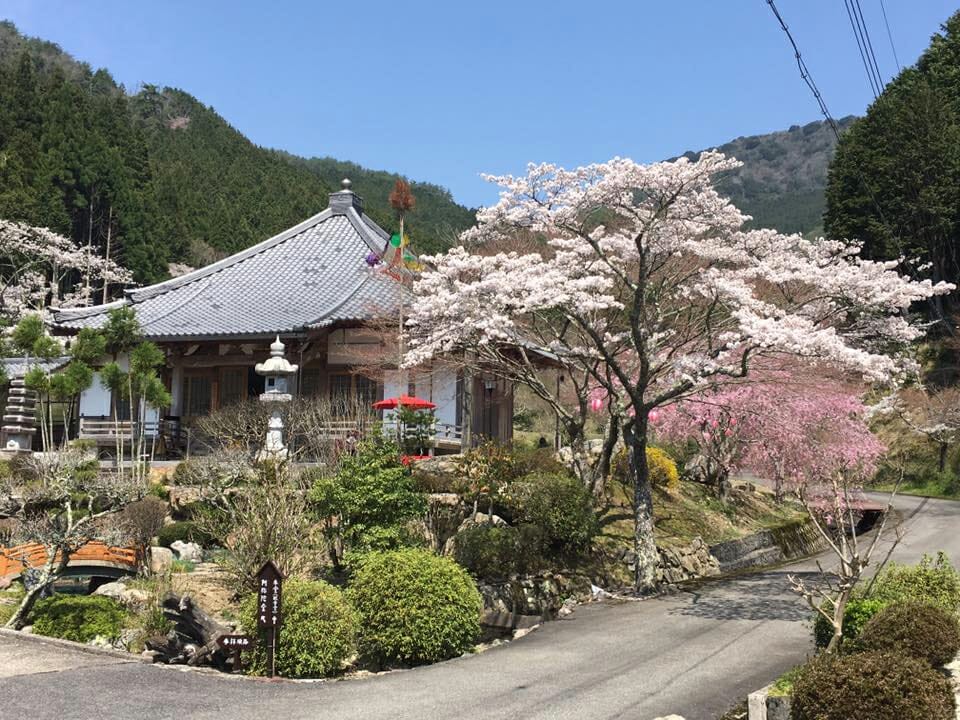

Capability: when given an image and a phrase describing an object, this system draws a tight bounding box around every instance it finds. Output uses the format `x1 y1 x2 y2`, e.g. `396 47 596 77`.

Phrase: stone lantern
254 336 298 462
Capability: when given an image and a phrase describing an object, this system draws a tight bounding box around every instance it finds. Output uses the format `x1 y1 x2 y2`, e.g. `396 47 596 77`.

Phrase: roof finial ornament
341 178 352 191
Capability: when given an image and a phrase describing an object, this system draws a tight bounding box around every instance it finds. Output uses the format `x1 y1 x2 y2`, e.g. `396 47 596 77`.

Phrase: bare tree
788 470 903 652
1 450 145 629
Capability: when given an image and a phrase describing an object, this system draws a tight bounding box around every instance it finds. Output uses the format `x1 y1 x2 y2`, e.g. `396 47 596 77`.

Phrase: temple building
49 181 512 454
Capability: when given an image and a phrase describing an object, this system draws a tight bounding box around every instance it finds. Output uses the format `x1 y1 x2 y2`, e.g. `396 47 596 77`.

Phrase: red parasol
372 394 437 411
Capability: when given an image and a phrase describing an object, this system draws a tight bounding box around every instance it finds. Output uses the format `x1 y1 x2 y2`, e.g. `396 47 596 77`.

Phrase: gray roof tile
51 202 408 340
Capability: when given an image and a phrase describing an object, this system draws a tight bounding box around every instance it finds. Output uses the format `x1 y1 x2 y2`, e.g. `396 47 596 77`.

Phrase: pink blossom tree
404 152 952 593
655 366 885 502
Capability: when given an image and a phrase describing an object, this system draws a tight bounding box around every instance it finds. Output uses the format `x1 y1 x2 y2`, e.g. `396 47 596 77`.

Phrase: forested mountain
0 21 474 284
677 116 856 236
0 19 856 290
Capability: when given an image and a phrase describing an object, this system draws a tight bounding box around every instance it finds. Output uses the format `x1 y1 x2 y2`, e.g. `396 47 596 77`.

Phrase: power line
879 0 901 72
764 0 896 245
763 0 842 141
854 0 886 87
844 0 882 97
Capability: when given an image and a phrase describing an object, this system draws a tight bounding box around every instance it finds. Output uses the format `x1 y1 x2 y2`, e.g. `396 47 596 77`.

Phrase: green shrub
31 595 126 643
856 602 960 667
869 552 960 612
453 524 546 579
348 548 481 666
239 578 356 678
147 483 170 501
502 472 597 555
791 651 954 720
813 598 887 648
156 520 215 548
308 436 427 557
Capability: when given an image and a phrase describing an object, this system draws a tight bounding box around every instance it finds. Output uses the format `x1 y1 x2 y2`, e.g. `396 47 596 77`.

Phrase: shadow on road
667 571 819 623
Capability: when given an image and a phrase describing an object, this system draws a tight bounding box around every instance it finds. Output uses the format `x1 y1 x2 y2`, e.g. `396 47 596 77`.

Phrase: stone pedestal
2 378 37 453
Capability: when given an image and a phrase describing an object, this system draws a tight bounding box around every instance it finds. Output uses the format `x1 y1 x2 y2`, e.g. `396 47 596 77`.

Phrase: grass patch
874 475 960 501
598 477 805 551
768 666 802 697
171 559 195 573
0 583 24 625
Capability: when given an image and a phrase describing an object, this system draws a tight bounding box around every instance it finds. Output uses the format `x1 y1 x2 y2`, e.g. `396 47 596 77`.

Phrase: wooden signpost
216 634 255 674
256 560 283 677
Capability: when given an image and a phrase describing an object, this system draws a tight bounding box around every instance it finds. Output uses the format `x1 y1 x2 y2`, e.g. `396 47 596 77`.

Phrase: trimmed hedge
791 651 955 720
348 548 481 666
32 595 125 643
240 578 356 678
856 602 960 667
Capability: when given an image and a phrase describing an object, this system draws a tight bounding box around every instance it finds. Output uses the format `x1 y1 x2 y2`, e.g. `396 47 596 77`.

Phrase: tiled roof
51 197 407 341
1 356 70 379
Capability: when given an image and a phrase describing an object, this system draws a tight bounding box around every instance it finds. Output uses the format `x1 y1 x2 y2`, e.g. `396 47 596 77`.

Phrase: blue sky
1 1 956 208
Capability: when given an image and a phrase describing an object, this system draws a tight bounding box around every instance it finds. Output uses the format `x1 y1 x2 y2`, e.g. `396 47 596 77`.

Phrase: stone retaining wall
709 519 825 573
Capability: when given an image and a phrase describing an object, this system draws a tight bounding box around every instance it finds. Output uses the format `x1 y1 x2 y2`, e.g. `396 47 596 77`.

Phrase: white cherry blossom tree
404 152 953 593
0 219 132 321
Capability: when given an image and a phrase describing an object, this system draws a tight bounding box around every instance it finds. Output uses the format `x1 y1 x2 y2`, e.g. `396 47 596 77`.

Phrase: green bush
32 595 126 643
308 436 427 556
856 602 960 667
240 578 357 678
813 598 887 648
453 524 546 579
502 472 597 555
869 552 960 612
791 651 954 720
156 520 215 548
348 548 481 666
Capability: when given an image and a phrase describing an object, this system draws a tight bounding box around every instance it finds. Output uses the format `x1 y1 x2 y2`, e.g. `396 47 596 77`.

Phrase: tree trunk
591 414 620 498
6 550 69 630
625 420 658 594
825 590 851 653
939 442 948 473
102 205 113 304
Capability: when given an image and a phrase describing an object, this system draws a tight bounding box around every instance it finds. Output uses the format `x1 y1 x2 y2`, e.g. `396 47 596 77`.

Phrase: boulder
120 588 151 610
150 546 174 575
167 486 202 512
170 540 203 563
93 581 127 601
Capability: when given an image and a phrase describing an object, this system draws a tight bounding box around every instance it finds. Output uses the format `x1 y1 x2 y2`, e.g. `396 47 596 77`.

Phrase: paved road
1 494 956 720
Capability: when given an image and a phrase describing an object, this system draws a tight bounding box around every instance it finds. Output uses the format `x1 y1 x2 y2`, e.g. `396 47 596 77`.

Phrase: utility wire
764 0 896 245
879 0 901 72
844 0 881 97
764 0 842 140
854 0 886 87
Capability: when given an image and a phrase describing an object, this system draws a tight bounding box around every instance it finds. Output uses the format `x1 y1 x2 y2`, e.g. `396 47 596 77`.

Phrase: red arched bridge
0 542 138 583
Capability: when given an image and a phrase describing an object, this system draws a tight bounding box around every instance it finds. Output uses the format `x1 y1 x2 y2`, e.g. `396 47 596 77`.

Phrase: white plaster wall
432 368 458 427
383 370 404 400
77 353 162 423
170 364 183 416
79 372 111 417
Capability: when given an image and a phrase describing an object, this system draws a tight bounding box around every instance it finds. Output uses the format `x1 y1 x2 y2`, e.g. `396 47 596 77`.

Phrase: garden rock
93 581 127 601
150 546 174 574
167 486 201 512
170 540 203 563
